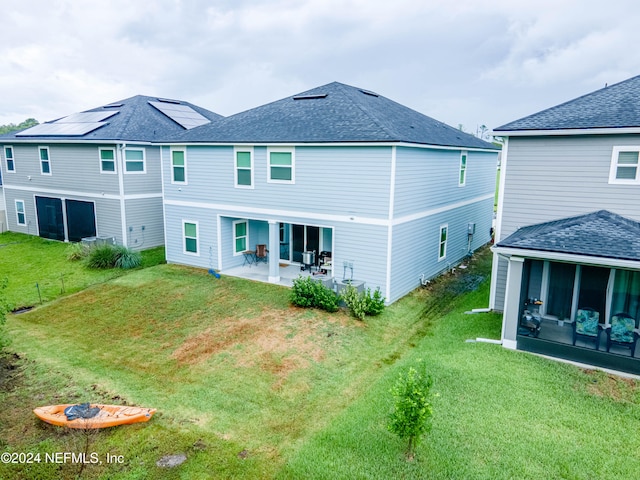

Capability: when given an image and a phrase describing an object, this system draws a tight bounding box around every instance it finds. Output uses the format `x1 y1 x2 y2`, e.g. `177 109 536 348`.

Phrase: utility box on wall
468 222 476 235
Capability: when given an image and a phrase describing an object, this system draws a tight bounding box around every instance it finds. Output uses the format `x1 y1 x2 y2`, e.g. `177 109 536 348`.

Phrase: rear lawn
1 245 639 479
0 232 165 309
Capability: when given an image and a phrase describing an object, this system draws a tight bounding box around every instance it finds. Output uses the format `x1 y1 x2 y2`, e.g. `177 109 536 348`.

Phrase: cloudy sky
2 0 640 136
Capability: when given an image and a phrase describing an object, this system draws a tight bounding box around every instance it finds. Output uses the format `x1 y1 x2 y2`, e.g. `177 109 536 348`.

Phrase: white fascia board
492 127 640 137
492 245 640 270
4 139 153 145
156 140 499 153
3 184 161 201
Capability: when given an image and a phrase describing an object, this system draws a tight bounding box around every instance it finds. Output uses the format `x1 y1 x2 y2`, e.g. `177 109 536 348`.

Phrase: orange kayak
34 404 156 429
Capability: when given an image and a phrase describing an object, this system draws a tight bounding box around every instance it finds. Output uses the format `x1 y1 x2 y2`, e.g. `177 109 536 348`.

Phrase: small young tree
387 363 434 460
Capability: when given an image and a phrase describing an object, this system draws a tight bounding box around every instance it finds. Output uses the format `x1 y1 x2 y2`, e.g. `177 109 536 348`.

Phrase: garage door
65 200 97 242
35 196 65 241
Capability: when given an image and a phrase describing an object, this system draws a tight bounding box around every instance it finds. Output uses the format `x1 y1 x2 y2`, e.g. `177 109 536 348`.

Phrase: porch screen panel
577 265 609 322
611 270 640 322
547 262 575 319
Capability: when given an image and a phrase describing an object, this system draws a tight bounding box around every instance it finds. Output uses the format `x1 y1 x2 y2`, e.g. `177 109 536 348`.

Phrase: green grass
0 232 165 309
1 242 639 479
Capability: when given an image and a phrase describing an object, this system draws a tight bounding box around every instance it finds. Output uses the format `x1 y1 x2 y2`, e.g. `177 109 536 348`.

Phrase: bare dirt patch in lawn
582 369 640 403
171 307 337 384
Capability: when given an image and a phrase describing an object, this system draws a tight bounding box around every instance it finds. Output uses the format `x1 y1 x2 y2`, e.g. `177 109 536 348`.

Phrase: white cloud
1 0 640 131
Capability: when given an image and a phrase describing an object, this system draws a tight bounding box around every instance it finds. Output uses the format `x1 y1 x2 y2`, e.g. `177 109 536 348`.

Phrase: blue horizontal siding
163 145 392 219
389 197 494 302
394 147 498 217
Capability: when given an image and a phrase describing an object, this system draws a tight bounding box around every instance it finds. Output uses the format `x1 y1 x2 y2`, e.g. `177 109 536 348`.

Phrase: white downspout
117 143 128 247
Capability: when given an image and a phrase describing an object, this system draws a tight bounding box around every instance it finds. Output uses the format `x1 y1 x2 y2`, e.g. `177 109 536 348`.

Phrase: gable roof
496 210 640 262
1 96 222 143
167 82 498 149
494 75 640 132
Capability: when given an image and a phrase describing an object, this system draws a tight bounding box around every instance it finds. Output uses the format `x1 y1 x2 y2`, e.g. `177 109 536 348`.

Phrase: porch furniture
255 244 268 264
242 250 256 267
572 308 601 349
605 313 638 357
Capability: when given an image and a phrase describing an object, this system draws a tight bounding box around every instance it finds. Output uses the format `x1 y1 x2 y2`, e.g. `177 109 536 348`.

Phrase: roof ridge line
335 83 398 141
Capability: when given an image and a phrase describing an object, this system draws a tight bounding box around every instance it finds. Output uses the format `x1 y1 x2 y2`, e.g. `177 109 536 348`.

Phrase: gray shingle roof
496 210 640 261
495 75 640 132
0 95 222 142
168 82 498 149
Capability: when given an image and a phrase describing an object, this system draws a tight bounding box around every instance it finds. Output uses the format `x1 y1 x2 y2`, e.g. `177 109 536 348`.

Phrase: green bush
341 285 367 320
364 287 386 316
66 242 91 261
114 246 142 269
86 245 118 269
341 286 386 320
290 276 338 312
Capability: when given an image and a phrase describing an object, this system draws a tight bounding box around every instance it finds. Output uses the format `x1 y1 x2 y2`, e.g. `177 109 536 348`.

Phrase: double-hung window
183 221 198 255
5 146 15 172
233 220 248 254
609 147 640 184
99 148 116 173
438 224 448 261
268 147 294 183
171 148 187 183
459 151 468 186
39 147 51 175
234 147 253 188
124 148 145 173
15 200 26 226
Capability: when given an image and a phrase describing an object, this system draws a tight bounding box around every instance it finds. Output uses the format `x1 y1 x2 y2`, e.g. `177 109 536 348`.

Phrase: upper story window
171 148 187 183
39 147 51 175
4 146 15 172
438 224 448 261
459 151 468 186
267 147 294 183
124 148 145 173
234 147 253 188
15 200 26 226
99 148 116 173
609 147 640 184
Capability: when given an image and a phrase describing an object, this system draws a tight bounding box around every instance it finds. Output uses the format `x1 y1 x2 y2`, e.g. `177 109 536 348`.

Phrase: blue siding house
0 96 221 248
162 82 499 303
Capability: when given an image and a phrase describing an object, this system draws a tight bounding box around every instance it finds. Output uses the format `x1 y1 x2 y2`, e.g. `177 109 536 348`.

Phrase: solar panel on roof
148 101 211 129
16 122 107 136
61 111 119 123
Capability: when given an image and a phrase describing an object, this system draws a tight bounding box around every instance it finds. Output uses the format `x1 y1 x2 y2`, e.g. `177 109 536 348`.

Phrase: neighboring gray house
491 75 640 374
161 82 499 303
0 96 221 248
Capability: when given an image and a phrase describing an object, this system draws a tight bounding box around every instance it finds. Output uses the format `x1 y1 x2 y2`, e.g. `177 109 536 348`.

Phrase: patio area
222 261 333 288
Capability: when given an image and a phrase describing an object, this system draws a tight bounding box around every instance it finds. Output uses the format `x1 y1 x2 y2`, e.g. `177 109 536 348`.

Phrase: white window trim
232 219 249 255
234 146 254 189
124 147 146 174
39 146 52 176
609 146 640 184
267 146 295 184
15 199 26 226
438 224 448 261
458 151 468 187
4 145 15 172
171 147 187 184
182 220 199 256
99 147 117 174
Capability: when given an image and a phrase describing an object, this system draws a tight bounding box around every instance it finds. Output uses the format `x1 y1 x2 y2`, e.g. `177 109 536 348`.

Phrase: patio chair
255 244 268 264
572 308 601 349
605 313 639 357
